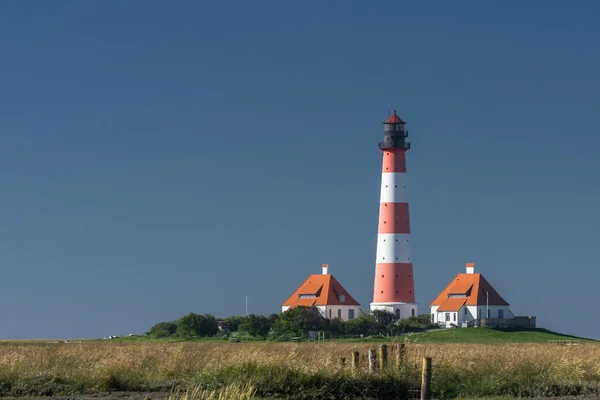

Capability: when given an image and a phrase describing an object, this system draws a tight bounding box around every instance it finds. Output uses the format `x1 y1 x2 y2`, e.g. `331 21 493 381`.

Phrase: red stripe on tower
370 110 418 319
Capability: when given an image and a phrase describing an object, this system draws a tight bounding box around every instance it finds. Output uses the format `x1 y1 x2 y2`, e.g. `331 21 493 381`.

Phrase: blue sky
1 1 599 340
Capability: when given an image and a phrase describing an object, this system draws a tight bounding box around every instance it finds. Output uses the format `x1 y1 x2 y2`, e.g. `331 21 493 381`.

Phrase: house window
395 309 400 318
337 309 341 319
464 307 468 315
338 294 345 303
445 313 450 322
329 309 331 318
453 313 456 322
498 309 504 318
348 309 355 320
431 313 434 322
487 309 491 318
411 309 415 317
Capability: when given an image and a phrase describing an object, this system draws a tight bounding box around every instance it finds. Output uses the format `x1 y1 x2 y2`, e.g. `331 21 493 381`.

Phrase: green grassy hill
403 327 596 344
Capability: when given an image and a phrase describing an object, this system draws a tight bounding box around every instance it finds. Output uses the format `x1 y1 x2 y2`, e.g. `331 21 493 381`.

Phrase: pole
420 357 432 400
246 296 248 316
368 349 377 374
378 344 388 370
351 351 359 373
486 290 489 321
396 343 406 371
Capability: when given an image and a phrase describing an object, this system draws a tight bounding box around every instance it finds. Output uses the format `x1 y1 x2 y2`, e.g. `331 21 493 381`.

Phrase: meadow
0 339 599 399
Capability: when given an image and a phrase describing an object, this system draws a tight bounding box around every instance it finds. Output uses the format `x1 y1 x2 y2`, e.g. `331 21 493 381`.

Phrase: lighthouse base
370 302 418 320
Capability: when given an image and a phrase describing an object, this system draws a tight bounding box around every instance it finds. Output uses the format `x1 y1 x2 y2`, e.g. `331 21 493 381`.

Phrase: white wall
371 302 418 320
431 304 515 328
471 305 514 320
432 307 462 328
281 305 361 322
322 305 361 321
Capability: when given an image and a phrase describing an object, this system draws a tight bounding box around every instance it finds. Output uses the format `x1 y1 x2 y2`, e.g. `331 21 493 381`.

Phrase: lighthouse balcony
379 141 411 150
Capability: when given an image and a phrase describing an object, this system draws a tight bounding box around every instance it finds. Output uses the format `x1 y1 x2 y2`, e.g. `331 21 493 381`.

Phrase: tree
273 306 327 338
325 317 344 337
176 313 218 337
224 316 245 332
147 321 177 338
344 314 376 336
371 310 398 333
239 314 272 338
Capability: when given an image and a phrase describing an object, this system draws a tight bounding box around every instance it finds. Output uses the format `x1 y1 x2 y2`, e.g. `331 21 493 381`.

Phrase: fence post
351 351 359 372
420 357 432 400
396 343 406 371
368 349 377 374
378 344 388 370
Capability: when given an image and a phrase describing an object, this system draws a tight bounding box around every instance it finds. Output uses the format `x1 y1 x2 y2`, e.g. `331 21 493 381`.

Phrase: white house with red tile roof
282 264 361 321
430 263 514 328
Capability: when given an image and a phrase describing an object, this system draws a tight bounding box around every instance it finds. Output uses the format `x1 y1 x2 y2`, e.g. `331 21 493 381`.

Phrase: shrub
147 321 177 338
177 313 218 337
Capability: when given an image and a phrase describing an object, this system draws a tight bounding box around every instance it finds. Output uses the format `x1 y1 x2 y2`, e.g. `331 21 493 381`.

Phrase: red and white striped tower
370 110 418 319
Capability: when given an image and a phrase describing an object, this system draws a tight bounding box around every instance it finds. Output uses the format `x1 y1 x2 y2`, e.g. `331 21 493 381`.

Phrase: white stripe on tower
379 173 409 203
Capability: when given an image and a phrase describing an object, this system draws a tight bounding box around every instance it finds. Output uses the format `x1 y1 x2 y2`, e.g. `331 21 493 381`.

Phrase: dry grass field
0 341 598 398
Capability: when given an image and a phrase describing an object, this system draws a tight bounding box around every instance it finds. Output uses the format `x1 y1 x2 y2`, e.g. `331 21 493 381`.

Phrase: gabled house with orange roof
282 264 361 321
430 263 514 328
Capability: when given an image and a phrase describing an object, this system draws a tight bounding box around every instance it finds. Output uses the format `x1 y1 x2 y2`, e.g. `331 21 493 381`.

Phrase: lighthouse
370 110 418 319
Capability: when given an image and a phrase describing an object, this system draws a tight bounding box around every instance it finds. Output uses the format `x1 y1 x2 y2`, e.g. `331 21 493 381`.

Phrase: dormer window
338 294 345 303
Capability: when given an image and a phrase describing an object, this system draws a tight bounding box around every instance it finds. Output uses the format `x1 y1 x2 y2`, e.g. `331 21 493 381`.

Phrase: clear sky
1 1 599 340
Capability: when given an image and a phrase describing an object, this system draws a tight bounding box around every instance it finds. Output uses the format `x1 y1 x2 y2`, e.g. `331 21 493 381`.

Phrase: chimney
466 262 475 274
322 264 329 275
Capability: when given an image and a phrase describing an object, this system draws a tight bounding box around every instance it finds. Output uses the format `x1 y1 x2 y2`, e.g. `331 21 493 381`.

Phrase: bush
274 306 327 337
239 314 272 338
147 321 177 338
177 313 218 337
